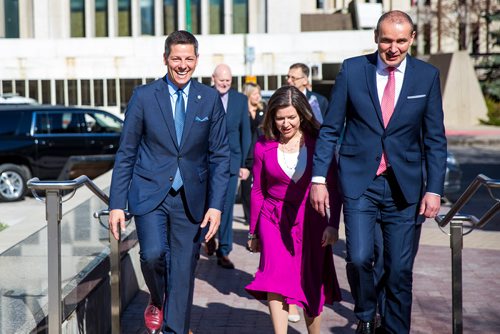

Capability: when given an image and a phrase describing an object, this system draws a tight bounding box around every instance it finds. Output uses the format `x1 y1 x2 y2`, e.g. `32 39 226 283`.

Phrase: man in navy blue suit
287 63 329 123
310 11 447 334
205 64 251 269
108 31 229 334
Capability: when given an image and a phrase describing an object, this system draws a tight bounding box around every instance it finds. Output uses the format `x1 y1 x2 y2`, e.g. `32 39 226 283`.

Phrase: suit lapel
154 78 178 147
387 55 416 128
179 80 201 148
364 53 384 127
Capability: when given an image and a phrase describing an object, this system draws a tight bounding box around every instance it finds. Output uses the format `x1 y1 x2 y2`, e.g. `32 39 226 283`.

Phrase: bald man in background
205 64 251 269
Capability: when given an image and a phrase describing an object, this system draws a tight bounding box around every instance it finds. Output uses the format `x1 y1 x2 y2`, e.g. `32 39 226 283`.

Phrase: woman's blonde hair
243 82 264 110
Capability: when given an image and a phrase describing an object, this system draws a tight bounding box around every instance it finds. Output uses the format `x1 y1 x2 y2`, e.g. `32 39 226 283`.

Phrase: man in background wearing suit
287 63 329 124
108 31 229 334
310 11 447 334
205 64 251 269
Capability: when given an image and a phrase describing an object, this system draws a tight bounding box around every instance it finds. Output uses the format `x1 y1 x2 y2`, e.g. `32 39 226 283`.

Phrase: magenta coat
245 135 342 317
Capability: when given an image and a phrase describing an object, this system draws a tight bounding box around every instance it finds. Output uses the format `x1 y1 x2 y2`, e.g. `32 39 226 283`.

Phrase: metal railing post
450 221 463 334
110 229 121 334
46 190 62 334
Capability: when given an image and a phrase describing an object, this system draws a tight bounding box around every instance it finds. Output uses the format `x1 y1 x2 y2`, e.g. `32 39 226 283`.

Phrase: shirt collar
165 75 191 97
376 53 407 75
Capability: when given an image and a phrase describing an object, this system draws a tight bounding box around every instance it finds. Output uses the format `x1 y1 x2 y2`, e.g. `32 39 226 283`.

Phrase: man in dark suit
108 30 229 334
205 64 251 269
287 63 329 123
310 11 447 334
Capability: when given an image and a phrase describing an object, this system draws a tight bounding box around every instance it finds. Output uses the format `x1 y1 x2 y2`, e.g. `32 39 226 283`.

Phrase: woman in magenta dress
245 86 342 333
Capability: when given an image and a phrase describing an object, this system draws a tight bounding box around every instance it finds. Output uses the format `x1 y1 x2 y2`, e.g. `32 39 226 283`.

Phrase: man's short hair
165 30 199 57
376 10 415 33
289 63 310 78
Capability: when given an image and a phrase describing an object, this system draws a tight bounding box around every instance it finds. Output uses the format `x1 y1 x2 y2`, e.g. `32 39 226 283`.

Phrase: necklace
280 133 302 170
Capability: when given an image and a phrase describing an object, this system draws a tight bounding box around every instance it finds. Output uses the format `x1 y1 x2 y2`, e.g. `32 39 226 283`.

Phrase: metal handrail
434 174 500 334
27 176 130 334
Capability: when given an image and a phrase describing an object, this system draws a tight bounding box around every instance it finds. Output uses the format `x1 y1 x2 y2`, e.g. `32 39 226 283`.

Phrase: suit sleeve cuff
311 176 327 184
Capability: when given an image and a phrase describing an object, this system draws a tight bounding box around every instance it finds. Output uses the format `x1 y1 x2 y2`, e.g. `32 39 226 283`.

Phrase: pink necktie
376 67 396 176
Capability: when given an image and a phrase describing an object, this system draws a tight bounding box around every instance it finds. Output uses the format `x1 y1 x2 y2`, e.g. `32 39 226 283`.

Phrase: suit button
169 176 173 181
376 156 380 161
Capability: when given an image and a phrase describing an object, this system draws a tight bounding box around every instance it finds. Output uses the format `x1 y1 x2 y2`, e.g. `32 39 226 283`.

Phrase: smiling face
375 19 415 67
164 43 198 88
212 64 232 95
274 105 301 142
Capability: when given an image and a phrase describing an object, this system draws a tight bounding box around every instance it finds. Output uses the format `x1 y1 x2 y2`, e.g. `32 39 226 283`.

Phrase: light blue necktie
172 89 185 191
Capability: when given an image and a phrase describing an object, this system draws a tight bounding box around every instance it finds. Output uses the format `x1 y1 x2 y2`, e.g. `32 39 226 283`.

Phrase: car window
84 112 122 133
35 112 82 134
0 111 24 135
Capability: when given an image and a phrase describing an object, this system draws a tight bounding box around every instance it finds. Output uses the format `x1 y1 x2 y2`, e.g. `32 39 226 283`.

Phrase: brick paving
121 204 500 333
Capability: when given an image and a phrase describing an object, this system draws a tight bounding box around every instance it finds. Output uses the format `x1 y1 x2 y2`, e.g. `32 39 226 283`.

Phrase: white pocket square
407 94 426 99
195 116 209 122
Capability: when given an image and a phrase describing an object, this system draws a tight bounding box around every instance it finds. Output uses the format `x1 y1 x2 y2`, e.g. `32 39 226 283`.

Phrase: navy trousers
216 173 238 257
343 172 420 334
135 189 202 334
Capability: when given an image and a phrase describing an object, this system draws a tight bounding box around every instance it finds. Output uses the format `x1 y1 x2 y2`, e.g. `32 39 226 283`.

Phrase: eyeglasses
286 75 305 82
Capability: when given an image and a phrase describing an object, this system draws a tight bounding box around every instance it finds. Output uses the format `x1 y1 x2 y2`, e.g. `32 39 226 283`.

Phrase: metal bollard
450 221 463 334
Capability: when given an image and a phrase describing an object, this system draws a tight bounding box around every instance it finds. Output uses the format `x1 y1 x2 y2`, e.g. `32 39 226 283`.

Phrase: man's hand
239 168 250 180
321 226 339 247
109 209 126 240
419 192 441 218
201 208 222 242
310 183 329 217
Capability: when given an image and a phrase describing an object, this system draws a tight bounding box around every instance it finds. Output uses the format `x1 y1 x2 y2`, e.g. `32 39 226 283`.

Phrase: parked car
0 93 39 105
0 105 123 202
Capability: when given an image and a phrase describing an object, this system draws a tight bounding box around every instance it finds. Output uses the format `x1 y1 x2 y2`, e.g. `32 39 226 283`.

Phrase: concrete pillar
154 0 164 36
19 0 34 38
178 0 186 30
85 0 96 37
131 0 140 36
224 0 232 34
0 0 5 37
108 0 118 37
201 0 209 35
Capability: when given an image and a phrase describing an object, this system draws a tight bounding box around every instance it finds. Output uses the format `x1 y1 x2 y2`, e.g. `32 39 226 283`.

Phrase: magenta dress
245 135 342 317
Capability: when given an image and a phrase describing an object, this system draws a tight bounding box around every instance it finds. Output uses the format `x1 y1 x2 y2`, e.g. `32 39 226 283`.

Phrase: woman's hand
321 226 339 247
247 238 261 253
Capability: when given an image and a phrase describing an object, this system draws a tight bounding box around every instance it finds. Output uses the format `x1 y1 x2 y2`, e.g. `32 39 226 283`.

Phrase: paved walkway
121 203 500 334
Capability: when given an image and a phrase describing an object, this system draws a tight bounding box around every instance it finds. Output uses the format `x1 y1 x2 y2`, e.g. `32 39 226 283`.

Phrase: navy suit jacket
223 89 252 175
306 90 329 118
313 53 447 204
109 78 230 221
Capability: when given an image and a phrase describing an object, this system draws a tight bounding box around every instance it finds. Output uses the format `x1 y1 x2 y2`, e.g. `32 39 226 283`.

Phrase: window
4 0 20 38
423 23 431 55
188 0 201 34
120 79 142 108
0 111 23 136
15 80 25 96
81 80 91 105
163 0 178 34
233 0 248 34
68 80 78 105
35 112 82 135
71 0 86 37
2 80 13 94
107 79 117 106
209 0 224 34
55 80 65 105
141 0 155 35
118 0 132 36
84 112 122 133
29 80 39 102
94 79 104 106
41 80 51 104
95 0 108 37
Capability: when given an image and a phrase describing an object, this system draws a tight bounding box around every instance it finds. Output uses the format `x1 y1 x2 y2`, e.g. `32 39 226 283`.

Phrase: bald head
212 64 233 95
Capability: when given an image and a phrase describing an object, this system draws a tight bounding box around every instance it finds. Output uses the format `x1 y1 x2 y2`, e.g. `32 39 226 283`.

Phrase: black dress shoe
217 256 235 269
356 320 376 334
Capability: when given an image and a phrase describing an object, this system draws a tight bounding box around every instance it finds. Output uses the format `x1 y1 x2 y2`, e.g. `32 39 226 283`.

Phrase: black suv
0 105 123 201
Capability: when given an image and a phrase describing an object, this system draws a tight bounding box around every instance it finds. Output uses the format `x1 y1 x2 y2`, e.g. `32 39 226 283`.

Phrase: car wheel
0 164 31 202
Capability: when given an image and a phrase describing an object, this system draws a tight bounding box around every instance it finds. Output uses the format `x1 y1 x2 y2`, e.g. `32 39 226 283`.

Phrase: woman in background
245 86 342 333
241 83 266 225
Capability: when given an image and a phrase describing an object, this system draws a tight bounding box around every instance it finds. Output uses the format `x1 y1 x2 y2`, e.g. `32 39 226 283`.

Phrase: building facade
1 0 495 114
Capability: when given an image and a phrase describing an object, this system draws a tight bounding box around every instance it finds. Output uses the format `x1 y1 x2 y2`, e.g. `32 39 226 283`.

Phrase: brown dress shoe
204 238 216 256
217 256 235 269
